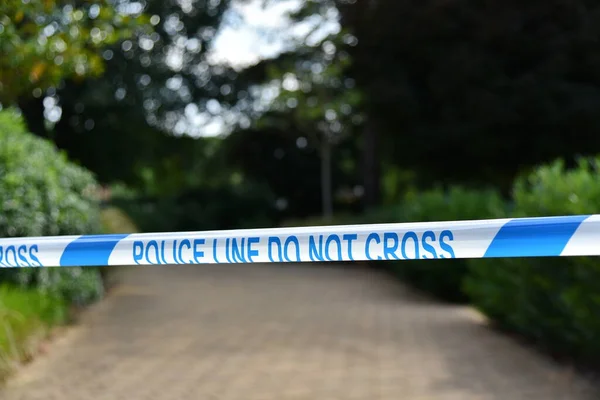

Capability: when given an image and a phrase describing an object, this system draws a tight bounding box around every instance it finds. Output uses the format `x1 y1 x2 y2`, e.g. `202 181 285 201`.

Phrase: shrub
283 186 505 302
465 157 600 362
0 109 103 305
389 186 505 302
112 183 279 233
280 208 398 227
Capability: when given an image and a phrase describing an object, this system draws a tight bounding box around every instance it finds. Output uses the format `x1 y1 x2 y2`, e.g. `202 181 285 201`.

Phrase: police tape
0 215 599 268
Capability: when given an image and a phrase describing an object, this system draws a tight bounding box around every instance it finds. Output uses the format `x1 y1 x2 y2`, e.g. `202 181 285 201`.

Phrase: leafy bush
100 206 140 234
113 183 279 233
283 186 505 302
389 186 505 302
280 208 399 227
465 158 600 362
0 109 103 305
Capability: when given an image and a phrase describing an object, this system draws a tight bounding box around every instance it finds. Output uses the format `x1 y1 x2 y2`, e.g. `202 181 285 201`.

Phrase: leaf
28 62 46 83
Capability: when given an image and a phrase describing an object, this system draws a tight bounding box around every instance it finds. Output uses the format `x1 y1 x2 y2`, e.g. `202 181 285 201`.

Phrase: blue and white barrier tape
0 215 599 268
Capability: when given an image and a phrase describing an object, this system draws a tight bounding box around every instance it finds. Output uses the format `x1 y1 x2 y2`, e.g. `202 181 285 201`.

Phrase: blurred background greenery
2 0 600 377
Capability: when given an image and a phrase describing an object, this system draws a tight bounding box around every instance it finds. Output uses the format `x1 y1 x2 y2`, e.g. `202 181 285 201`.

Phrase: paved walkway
1 264 598 400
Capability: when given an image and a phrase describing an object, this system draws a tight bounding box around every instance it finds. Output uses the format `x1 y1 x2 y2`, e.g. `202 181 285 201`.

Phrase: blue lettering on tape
224 238 233 263
342 234 357 261
383 232 400 260
401 232 419 260
220 237 261 263
421 230 437 259
213 238 220 263
439 230 455 258
133 238 206 265
247 237 260 262
309 235 325 262
146 240 160 264
365 230 455 261
284 235 301 262
193 239 204 263
366 233 382 260
325 234 342 261
231 238 246 263
0 244 38 267
268 236 282 262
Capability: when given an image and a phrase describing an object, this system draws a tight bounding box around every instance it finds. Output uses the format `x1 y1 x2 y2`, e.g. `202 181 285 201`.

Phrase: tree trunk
17 96 48 138
363 118 381 209
320 139 333 221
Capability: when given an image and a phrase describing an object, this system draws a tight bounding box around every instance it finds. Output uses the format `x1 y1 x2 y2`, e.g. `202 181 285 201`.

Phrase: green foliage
0 109 101 237
221 124 359 220
0 109 103 305
335 0 600 194
267 26 361 148
5 267 105 307
465 158 600 362
401 186 506 223
0 0 148 104
44 0 243 187
285 185 504 302
281 212 371 227
388 186 505 302
0 284 67 380
100 206 140 234
510 158 600 218
112 183 279 233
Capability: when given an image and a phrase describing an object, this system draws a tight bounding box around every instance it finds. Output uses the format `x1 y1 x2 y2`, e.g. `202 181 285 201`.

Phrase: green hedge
284 185 504 302
465 158 600 363
0 109 103 305
285 157 600 363
385 186 505 302
112 183 279 233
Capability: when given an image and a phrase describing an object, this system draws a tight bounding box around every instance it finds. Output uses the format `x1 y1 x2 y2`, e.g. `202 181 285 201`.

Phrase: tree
14 0 262 188
0 0 147 105
267 41 361 219
220 109 361 221
340 0 600 193
232 0 362 219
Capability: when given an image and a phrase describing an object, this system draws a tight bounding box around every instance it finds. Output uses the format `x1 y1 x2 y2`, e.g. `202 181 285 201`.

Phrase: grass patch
0 285 68 381
100 206 140 234
99 206 140 288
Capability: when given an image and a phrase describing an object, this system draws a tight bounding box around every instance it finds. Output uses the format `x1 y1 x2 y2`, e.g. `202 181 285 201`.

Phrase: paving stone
1 263 598 400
